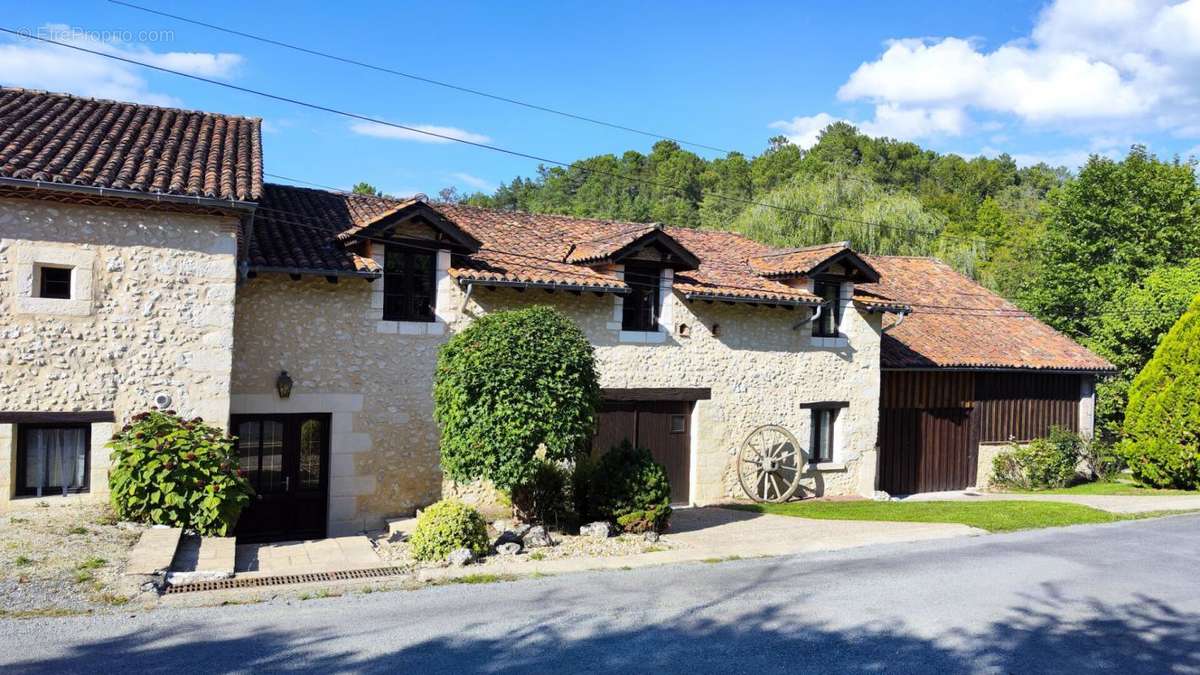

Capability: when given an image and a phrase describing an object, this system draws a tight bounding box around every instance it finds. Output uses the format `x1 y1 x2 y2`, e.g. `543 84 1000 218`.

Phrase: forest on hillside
359 123 1200 438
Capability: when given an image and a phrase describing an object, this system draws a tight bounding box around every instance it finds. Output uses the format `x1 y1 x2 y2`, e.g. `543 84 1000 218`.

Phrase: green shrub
434 306 600 492
510 460 570 525
588 440 672 532
570 457 596 520
108 410 253 536
615 506 671 534
1080 438 1125 482
1120 293 1200 489
409 500 490 562
990 427 1081 490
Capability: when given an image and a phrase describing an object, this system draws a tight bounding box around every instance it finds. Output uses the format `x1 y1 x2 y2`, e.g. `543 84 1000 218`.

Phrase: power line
104 0 734 155
1 27 1009 251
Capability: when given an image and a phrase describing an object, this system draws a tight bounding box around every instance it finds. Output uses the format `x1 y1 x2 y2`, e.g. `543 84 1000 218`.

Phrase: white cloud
349 121 491 144
139 52 242 78
978 137 1127 170
830 1 1200 138
0 24 242 106
768 112 843 148
449 172 494 191
859 104 967 139
768 104 964 147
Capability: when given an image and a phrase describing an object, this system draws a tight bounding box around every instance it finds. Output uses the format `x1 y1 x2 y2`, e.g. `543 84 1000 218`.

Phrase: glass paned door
231 413 330 542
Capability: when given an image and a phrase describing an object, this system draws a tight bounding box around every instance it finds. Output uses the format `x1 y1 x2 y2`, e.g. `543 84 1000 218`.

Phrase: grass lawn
1011 480 1194 496
728 500 1160 533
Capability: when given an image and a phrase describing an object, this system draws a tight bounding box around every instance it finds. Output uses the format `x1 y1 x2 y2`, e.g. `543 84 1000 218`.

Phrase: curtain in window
24 428 86 496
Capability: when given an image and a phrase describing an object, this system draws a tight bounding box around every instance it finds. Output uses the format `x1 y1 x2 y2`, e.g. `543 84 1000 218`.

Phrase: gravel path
0 503 142 617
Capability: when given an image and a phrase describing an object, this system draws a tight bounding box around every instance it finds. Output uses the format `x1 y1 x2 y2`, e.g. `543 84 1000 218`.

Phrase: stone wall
975 441 1018 490
232 261 883 534
0 197 239 507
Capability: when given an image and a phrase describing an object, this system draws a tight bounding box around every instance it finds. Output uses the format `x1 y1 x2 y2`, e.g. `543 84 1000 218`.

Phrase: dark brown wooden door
231 413 330 542
878 407 975 495
592 401 691 504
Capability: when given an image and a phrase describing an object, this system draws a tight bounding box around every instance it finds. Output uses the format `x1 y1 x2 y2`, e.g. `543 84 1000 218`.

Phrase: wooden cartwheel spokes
737 424 805 503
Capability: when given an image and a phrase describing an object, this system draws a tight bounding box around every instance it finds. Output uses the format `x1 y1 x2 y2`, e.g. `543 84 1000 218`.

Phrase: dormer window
813 281 841 337
383 245 436 322
622 263 661 332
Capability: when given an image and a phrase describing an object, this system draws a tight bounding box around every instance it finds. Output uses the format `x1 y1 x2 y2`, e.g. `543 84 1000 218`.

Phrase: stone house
0 88 1112 541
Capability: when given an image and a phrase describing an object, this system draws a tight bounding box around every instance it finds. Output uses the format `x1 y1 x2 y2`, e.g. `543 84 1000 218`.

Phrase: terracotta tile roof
0 87 262 201
246 187 818 300
250 184 380 274
564 224 659 264
437 204 818 303
748 242 849 277
862 256 1114 372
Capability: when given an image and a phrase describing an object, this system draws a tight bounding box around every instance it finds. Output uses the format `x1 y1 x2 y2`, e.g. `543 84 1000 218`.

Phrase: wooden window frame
622 263 662 332
812 280 842 337
37 265 72 300
15 423 91 497
809 406 839 464
669 414 687 434
382 244 437 323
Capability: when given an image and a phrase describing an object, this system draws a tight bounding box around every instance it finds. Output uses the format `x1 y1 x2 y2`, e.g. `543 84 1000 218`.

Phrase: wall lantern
276 370 293 399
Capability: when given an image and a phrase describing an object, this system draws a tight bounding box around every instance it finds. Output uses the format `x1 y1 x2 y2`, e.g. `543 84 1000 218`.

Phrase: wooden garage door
592 401 691 504
878 407 975 495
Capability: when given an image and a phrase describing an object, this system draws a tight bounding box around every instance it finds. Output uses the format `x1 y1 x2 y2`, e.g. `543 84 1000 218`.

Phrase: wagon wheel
737 425 805 503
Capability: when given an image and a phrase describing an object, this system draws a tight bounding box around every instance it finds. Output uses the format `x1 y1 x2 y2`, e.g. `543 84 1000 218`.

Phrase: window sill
618 330 667 344
375 320 445 336
810 336 848 348
806 462 846 472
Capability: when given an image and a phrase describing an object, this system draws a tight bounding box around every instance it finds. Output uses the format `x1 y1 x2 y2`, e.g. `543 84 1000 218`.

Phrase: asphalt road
2 513 1199 674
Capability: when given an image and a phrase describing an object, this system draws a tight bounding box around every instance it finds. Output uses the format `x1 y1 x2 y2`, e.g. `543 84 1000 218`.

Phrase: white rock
447 548 475 566
580 521 613 539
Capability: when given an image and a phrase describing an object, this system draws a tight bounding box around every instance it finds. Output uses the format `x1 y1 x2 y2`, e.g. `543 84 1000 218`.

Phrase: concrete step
125 526 183 576
167 534 236 585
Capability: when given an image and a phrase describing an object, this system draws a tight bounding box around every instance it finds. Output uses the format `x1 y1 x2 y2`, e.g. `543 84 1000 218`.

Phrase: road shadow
8 582 1199 674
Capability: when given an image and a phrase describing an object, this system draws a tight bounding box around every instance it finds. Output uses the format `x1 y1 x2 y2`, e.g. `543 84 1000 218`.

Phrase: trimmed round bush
409 500 490 562
108 410 253 536
587 440 672 533
1120 294 1200 489
434 305 600 492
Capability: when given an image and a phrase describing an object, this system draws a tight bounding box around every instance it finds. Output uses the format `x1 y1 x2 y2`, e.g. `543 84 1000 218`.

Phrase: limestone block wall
232 268 883 534
0 197 239 507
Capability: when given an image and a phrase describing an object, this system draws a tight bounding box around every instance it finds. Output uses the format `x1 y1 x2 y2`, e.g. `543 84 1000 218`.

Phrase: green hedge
434 306 600 492
108 410 253 536
1120 293 1200 489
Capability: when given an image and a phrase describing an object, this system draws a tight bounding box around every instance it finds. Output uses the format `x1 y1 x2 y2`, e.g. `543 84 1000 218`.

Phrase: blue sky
3 1 1199 197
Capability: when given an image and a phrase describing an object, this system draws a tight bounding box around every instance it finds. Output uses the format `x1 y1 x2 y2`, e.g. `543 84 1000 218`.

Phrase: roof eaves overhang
248 266 380 279
0 176 258 212
681 291 820 307
455 277 629 295
881 366 1118 375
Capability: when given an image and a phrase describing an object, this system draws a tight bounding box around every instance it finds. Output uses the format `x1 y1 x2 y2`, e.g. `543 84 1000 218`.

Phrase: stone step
167 534 236 585
125 526 183 576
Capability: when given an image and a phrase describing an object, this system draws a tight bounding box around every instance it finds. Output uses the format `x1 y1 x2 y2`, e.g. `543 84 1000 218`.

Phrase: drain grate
164 566 409 594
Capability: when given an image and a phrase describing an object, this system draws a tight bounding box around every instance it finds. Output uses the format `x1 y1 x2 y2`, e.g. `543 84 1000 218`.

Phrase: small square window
670 414 687 434
38 266 72 299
